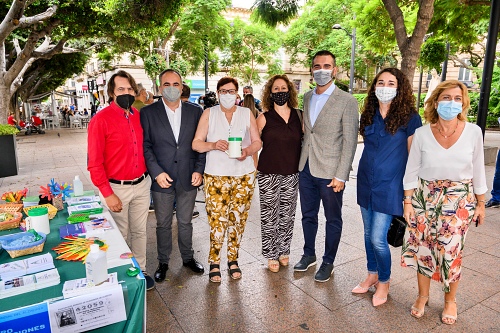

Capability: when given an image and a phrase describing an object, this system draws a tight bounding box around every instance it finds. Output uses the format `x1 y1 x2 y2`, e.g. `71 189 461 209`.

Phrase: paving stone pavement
1 128 499 333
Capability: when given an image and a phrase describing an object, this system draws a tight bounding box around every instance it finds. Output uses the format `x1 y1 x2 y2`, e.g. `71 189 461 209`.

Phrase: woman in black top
256 75 302 273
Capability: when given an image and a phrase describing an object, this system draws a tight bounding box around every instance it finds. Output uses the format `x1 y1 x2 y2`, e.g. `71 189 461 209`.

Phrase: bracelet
404 202 413 205
403 195 412 200
477 200 486 203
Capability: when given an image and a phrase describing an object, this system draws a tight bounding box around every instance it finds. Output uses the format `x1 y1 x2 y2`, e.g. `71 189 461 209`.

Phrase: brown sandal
268 259 280 273
278 255 289 266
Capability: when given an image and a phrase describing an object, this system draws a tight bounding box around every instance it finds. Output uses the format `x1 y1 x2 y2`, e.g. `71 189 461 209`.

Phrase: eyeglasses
218 89 237 95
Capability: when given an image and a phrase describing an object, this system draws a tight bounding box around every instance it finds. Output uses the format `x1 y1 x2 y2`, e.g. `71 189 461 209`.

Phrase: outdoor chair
69 115 82 129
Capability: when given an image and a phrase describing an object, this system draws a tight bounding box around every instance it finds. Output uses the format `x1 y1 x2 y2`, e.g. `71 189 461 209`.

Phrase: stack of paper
67 202 103 216
62 272 118 299
0 268 60 299
0 253 55 281
59 216 113 238
66 195 101 206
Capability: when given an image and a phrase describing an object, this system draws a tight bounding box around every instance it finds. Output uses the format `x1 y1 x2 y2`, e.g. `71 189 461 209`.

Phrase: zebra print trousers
257 172 299 260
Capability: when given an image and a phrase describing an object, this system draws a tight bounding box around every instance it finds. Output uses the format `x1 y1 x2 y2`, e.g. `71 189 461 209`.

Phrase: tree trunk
0 82 14 123
382 0 435 86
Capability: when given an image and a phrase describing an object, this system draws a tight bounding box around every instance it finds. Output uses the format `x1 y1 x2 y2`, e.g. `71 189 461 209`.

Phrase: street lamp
332 22 356 94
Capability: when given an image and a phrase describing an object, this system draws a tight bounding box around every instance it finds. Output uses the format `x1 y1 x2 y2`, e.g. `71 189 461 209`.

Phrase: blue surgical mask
436 101 462 121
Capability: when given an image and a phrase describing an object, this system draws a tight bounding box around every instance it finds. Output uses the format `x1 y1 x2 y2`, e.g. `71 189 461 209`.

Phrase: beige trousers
99 175 151 270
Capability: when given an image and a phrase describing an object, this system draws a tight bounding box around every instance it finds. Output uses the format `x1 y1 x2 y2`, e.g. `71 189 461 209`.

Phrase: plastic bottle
73 175 84 197
85 244 108 285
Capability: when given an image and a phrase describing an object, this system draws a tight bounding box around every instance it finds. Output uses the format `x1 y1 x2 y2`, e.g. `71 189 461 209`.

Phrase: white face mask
219 94 237 109
375 87 397 104
313 69 333 86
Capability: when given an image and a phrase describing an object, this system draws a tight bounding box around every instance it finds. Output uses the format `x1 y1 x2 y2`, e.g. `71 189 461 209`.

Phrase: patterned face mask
162 86 181 102
313 69 333 86
270 91 290 106
375 87 397 104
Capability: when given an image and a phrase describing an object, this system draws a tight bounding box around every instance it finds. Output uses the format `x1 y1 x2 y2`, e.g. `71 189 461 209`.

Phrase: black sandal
209 264 221 283
227 261 242 280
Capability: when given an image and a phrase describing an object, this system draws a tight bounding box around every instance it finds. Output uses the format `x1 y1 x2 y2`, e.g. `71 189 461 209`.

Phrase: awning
28 91 84 101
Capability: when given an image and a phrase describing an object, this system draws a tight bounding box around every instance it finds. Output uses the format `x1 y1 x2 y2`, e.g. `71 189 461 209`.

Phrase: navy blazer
140 100 206 193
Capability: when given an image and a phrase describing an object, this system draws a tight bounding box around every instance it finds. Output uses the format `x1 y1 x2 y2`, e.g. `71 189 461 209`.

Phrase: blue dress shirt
357 109 422 216
309 83 336 126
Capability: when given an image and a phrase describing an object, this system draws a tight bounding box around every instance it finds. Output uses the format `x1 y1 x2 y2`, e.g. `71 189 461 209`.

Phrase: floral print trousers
204 171 256 263
401 178 476 292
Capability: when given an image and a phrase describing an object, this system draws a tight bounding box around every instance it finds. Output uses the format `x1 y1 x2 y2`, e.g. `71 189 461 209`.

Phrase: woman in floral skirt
402 80 487 325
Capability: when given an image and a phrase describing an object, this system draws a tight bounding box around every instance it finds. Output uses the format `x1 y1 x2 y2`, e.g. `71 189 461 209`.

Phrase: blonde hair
424 80 470 124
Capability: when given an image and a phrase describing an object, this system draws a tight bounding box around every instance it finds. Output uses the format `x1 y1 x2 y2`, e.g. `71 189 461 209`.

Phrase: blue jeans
491 150 500 202
360 204 392 283
299 161 344 264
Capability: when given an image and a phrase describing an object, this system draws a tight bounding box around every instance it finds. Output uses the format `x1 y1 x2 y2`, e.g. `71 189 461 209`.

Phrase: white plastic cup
227 137 242 158
26 207 50 234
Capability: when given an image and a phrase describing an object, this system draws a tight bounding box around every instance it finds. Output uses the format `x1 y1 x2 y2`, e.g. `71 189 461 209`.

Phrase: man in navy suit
140 69 206 282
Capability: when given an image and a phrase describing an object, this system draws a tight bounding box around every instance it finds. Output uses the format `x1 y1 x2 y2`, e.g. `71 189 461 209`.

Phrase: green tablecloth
0 208 145 333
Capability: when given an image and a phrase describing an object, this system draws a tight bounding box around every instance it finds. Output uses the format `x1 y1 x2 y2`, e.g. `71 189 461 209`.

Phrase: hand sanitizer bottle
85 244 108 285
73 175 84 197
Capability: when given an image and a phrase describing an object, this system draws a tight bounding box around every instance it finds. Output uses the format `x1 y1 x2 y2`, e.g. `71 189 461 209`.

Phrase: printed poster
0 302 51 333
48 284 126 332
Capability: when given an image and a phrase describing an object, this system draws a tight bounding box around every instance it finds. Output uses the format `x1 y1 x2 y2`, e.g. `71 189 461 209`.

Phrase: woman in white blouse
402 80 486 325
192 77 262 283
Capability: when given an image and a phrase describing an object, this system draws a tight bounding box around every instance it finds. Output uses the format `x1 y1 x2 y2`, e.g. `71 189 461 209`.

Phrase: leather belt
109 172 148 185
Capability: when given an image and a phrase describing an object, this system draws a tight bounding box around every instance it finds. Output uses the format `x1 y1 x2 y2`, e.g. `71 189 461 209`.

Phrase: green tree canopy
0 0 185 123
220 18 282 85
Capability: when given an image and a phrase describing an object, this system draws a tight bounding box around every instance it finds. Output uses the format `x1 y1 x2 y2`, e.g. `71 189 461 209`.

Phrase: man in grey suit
293 50 359 282
141 69 205 282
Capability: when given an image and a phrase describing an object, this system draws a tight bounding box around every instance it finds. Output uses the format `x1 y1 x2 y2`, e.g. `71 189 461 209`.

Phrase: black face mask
115 94 135 110
270 91 290 106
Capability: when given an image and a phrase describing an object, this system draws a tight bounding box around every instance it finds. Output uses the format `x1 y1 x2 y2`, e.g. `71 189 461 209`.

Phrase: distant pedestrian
132 83 148 111
485 151 500 208
90 102 96 117
240 85 262 112
243 94 258 118
181 83 191 103
7 113 22 131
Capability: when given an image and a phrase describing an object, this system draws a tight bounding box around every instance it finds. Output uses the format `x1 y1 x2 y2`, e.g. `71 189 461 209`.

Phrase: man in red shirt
87 70 154 290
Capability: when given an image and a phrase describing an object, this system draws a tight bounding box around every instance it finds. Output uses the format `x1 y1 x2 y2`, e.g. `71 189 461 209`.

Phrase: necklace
437 119 459 139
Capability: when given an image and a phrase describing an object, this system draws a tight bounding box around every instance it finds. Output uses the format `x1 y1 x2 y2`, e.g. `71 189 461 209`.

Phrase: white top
205 105 255 176
403 123 487 194
162 99 182 142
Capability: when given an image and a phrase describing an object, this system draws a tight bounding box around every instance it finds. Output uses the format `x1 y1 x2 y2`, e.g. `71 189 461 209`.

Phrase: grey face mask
313 69 333 86
162 86 181 102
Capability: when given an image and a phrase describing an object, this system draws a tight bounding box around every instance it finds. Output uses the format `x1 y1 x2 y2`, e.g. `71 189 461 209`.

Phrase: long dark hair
360 68 417 136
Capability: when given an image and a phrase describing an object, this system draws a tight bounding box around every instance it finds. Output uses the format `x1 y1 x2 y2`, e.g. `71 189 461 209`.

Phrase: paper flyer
0 302 51 333
48 284 126 332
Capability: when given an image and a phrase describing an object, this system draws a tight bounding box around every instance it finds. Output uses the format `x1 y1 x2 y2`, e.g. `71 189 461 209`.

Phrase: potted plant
0 124 20 178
